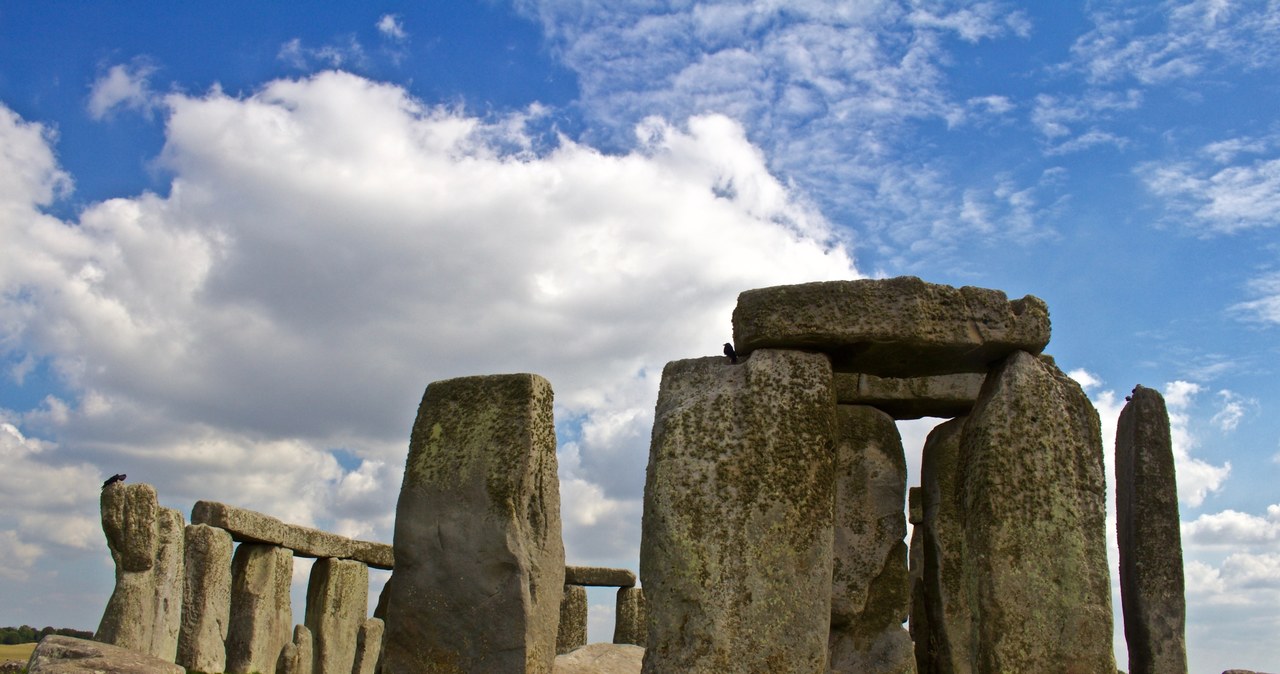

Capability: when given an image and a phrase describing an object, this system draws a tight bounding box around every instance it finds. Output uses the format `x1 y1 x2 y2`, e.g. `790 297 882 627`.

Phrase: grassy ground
0 642 36 662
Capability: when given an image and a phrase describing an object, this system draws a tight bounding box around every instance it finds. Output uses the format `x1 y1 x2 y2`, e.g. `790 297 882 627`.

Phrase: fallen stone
612 587 647 647
178 524 233 673
25 635 184 674
829 405 913 674
565 565 637 587
732 277 1050 376
959 351 1115 672
557 584 588 655
917 417 972 674
351 618 383 674
225 543 294 674
305 558 369 674
1117 385 1188 674
641 350 836 673
191 501 393 569
554 643 644 674
277 625 313 674
833 372 985 419
383 373 565 674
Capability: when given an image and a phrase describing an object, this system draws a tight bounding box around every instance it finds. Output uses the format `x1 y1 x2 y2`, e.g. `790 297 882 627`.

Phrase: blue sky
1 2 1277 671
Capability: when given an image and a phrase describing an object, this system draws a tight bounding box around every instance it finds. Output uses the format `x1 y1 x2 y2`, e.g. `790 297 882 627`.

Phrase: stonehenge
86 277 1190 673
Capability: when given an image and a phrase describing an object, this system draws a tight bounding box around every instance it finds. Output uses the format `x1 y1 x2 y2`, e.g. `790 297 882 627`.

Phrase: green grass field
0 641 36 662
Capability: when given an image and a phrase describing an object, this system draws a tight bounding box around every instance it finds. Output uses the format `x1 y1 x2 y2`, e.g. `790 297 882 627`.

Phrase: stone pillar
640 350 836 673
917 417 973 674
613 587 647 646
304 558 369 674
226 543 294 674
557 584 588 654
383 373 565 674
278 624 314 674
958 351 1115 672
352 618 384 674
178 523 233 673
829 405 914 674
95 483 186 662
1117 385 1188 674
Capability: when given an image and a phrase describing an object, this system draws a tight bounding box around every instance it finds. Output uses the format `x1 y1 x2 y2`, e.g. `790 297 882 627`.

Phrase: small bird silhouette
102 473 126 489
723 343 738 364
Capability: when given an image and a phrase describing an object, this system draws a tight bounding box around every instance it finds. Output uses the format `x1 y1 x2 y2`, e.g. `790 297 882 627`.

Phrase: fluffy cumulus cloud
0 72 857 603
87 60 160 120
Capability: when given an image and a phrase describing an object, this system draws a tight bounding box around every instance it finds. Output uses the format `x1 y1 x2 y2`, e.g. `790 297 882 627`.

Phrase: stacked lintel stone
640 276 1118 673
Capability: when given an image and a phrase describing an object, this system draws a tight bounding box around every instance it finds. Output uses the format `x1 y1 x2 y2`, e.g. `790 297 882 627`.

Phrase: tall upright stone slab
613 587 647 647
96 483 185 662
640 350 837 673
226 543 294 674
351 618 384 674
178 523 233 673
557 585 588 655
916 417 972 674
1117 385 1188 674
829 405 914 674
305 558 369 674
278 625 314 674
383 373 565 674
958 351 1115 672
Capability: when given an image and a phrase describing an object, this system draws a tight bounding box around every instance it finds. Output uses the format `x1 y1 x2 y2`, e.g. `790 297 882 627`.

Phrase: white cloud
1231 271 1280 324
1163 380 1231 507
1184 505 1280 547
377 14 407 41
278 37 367 70
1210 389 1254 432
1140 154 1280 234
88 60 159 120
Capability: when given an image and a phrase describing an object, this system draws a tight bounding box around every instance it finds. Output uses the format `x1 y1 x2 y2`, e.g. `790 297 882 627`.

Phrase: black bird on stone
723 342 738 364
102 473 126 489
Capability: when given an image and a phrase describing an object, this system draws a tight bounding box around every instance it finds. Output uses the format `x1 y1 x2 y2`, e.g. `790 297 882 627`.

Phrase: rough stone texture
191 501 393 569
829 405 914 674
278 625 313 674
26 635 185 674
557 584 589 655
95 483 185 662
384 373 565 674
613 587 647 647
958 351 1115 673
352 618 383 674
305 558 369 674
917 417 972 674
565 565 637 587
226 543 294 674
732 277 1050 376
833 372 985 419
640 350 836 674
1117 385 1188 674
178 523 233 673
908 518 929 674
554 644 644 674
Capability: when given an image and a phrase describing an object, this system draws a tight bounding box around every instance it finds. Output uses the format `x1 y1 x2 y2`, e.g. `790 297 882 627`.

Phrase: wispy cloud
87 59 159 120
1232 271 1280 324
1138 133 1280 234
376 14 408 41
278 36 367 70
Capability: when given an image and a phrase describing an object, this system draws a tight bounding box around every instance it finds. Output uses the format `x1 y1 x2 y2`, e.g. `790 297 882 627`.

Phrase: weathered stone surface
1117 385 1188 674
26 635 184 674
305 558 369 674
557 584 588 655
958 351 1115 673
191 501 393 569
384 373 565 674
640 350 836 673
277 625 313 674
554 644 644 674
613 587 647 647
917 417 972 674
732 277 1050 376
226 543 294 674
833 372 985 419
178 524 233 673
149 507 185 661
565 565 637 587
829 405 913 674
352 619 383 674
907 487 923 526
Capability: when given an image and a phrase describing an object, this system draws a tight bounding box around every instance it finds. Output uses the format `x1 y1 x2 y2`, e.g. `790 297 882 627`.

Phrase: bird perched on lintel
723 342 738 364
102 473 126 489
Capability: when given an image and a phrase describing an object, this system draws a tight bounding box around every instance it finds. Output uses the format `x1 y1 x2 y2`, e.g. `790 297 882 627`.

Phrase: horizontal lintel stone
191 501 393 569
833 372 985 419
565 565 636 587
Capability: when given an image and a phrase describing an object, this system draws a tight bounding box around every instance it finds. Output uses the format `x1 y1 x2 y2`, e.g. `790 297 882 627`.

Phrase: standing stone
557 585 588 655
958 351 1115 673
384 374 565 674
226 544 294 674
829 405 914 674
1117 385 1188 674
304 558 369 674
278 625 314 674
640 350 836 673
351 618 384 674
178 524 233 673
916 417 972 674
612 587 647 647
149 507 185 661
